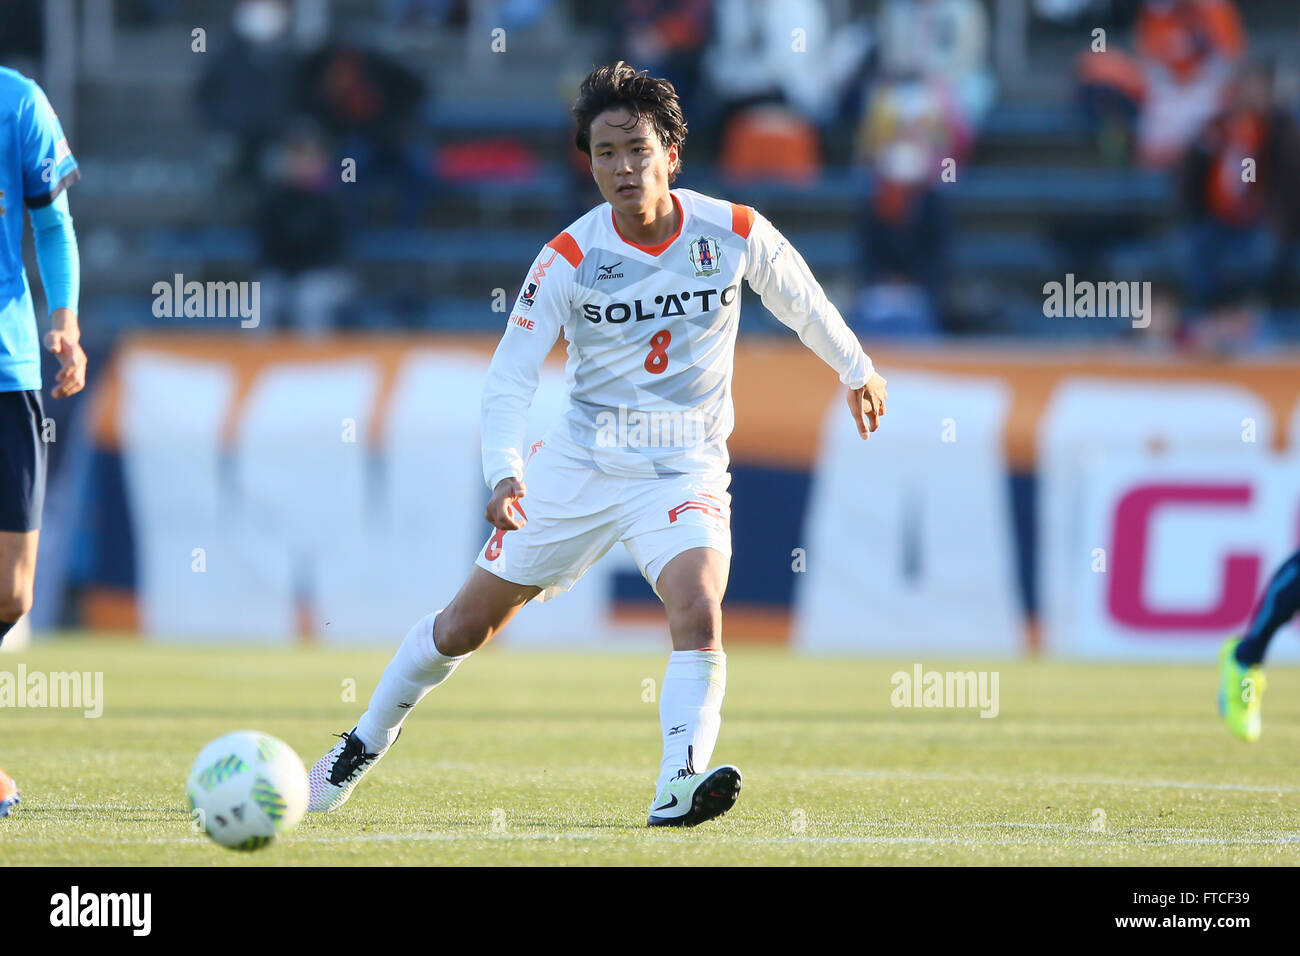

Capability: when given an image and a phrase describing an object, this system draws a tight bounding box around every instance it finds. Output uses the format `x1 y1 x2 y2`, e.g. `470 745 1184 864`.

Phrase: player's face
588 108 678 215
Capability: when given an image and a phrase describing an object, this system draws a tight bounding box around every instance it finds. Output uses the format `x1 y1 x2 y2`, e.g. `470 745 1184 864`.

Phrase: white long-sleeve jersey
480 187 874 489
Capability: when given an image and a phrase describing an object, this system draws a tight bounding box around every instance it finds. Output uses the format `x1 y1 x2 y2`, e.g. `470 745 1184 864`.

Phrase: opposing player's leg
0 390 47 648
1218 548 1300 740
0 531 38 647
1235 549 1300 667
308 568 539 812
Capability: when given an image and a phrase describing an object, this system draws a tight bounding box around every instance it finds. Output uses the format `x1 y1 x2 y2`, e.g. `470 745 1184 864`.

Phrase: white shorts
475 442 733 602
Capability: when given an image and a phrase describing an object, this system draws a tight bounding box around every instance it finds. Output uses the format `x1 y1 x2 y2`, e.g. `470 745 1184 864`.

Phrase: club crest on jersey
688 236 722 277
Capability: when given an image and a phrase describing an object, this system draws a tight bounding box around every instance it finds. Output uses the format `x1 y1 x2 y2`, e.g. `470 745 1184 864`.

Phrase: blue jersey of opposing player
0 67 80 392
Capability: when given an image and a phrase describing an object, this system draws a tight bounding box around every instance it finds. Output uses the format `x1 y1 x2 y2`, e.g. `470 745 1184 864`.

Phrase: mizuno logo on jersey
580 283 739 324
596 262 623 279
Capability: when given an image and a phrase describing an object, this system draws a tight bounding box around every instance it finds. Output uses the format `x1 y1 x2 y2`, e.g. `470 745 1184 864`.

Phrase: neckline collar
609 192 684 257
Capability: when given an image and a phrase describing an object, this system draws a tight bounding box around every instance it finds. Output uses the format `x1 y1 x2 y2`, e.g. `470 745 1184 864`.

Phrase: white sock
354 610 467 752
656 649 726 794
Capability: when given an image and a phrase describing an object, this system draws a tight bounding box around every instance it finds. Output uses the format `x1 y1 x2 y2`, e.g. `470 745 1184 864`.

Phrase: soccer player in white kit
307 62 888 827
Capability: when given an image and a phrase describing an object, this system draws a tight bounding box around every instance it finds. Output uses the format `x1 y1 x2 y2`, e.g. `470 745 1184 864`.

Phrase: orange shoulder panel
546 231 584 268
730 202 755 239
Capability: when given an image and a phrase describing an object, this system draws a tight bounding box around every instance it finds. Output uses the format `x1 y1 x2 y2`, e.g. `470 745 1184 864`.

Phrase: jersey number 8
644 329 671 374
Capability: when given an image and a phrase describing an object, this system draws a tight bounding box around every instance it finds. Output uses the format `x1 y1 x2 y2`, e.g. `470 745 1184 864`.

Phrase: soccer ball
186 731 308 851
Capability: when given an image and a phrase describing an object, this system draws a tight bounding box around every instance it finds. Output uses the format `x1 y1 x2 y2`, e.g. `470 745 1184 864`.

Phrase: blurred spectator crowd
118 0 1296 349
1074 0 1300 350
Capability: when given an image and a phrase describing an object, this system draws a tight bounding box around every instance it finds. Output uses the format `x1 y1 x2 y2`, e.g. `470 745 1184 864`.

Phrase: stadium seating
56 0 1300 341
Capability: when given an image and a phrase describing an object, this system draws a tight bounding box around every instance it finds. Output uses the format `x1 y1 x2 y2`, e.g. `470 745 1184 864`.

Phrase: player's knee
433 605 494 656
0 587 34 623
669 591 723 644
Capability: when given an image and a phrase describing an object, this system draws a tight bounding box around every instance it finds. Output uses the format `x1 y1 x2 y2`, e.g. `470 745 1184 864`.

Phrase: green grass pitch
2 638 1298 865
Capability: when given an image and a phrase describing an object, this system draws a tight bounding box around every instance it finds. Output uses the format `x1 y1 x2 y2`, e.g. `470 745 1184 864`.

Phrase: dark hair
572 61 687 181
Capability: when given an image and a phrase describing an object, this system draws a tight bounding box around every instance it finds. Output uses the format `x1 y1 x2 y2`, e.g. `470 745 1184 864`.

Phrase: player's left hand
45 309 87 399
847 371 887 439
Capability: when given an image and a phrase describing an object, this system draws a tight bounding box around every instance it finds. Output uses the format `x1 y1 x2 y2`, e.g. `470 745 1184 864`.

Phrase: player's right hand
486 477 527 530
45 309 87 399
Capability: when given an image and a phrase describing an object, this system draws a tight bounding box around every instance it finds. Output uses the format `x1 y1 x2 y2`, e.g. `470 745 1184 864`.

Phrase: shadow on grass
15 805 187 824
